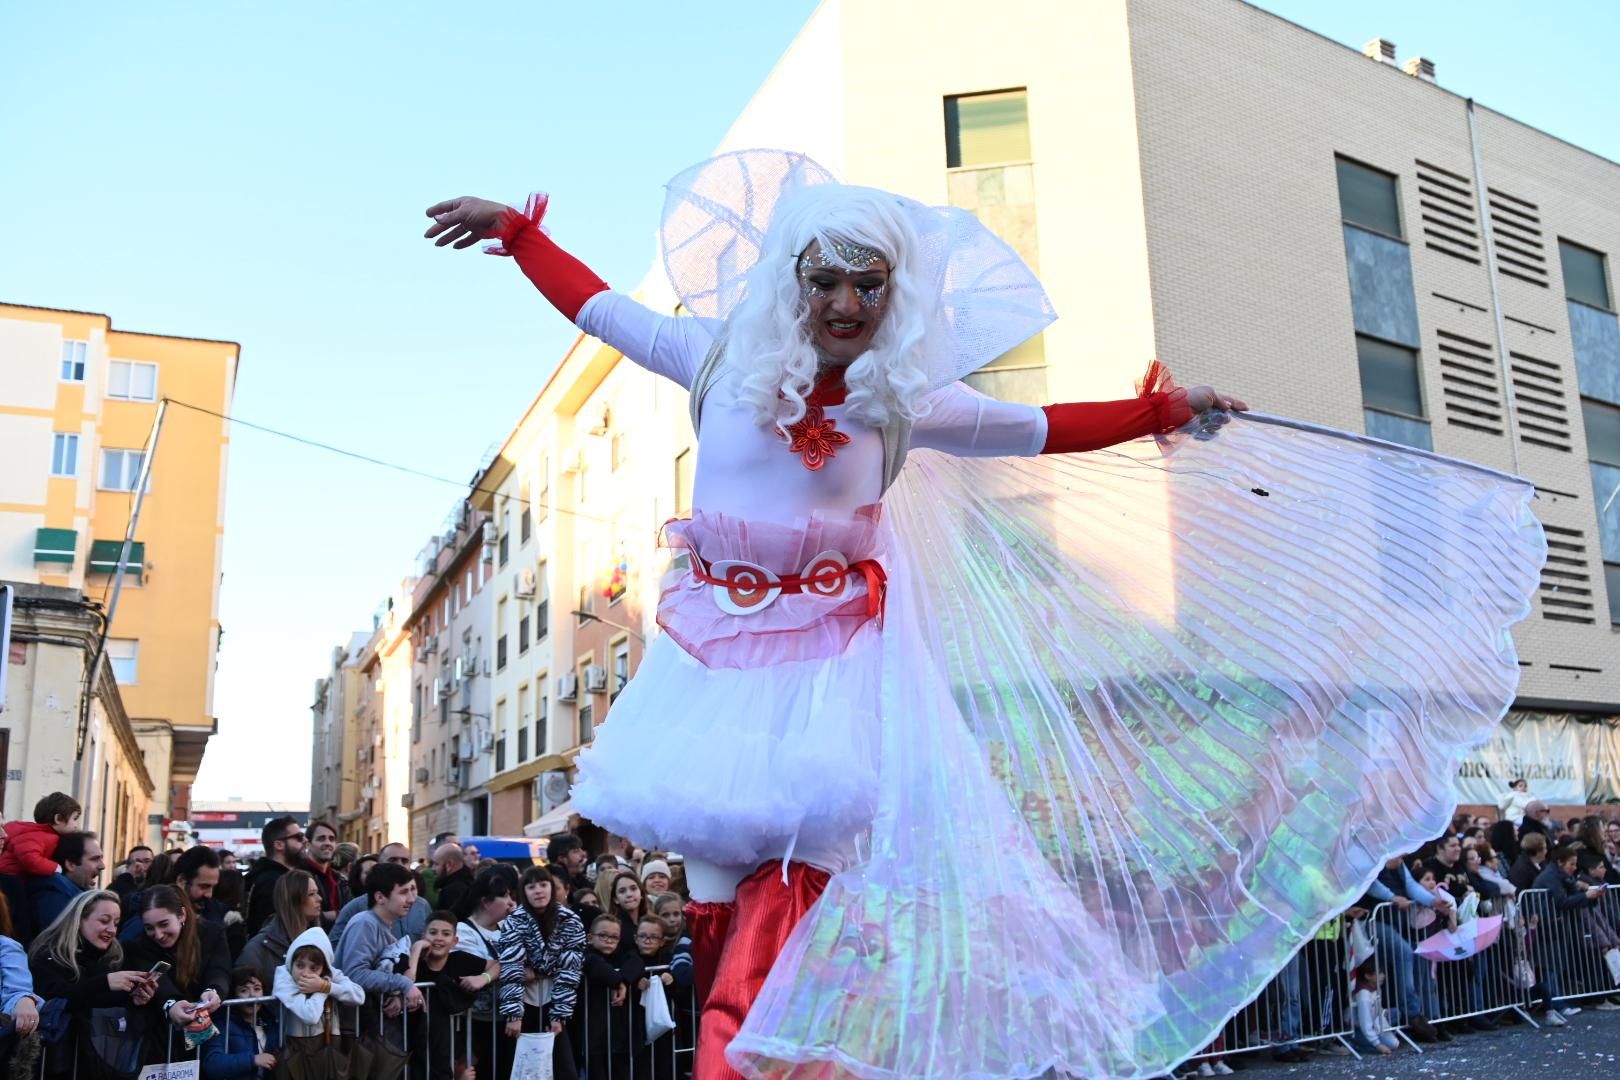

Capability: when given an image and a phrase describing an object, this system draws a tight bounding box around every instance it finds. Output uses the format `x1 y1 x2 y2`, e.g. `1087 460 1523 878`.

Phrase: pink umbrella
1416 915 1504 963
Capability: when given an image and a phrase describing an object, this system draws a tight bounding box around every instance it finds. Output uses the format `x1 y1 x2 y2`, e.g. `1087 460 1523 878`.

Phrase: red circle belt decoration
690 549 886 622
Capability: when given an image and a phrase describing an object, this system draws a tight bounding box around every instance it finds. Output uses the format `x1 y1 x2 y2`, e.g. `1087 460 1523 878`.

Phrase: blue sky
1 2 1614 802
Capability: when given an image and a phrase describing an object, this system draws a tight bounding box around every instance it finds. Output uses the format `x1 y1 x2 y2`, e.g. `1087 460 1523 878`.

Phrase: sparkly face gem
795 238 893 361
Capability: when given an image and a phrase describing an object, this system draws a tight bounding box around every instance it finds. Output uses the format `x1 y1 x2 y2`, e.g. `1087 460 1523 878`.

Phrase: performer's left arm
911 361 1246 458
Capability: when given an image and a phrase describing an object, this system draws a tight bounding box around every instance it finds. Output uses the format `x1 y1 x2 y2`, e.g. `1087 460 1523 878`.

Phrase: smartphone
147 961 172 979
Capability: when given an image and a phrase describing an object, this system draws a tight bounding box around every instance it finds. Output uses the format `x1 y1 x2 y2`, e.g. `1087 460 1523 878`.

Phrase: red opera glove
1040 359 1194 454
488 193 610 322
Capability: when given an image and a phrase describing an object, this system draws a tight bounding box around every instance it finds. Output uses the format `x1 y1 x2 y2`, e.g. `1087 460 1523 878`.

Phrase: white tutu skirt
572 508 887 867
579 414 1546 1079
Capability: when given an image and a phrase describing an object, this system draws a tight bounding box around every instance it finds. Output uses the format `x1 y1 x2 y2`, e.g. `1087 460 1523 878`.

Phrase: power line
161 396 617 525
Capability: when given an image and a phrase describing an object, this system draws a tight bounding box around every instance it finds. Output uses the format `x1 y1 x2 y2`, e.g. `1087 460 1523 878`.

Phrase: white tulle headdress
660 149 1058 408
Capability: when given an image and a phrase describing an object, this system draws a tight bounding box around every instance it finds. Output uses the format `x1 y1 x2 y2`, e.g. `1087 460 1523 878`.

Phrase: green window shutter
34 527 77 565
88 539 145 583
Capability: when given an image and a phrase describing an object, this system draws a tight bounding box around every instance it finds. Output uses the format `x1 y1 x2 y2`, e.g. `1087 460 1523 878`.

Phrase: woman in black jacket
121 885 231 1064
27 889 158 1078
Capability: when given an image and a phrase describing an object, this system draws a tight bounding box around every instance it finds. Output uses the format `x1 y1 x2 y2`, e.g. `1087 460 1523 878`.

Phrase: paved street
1231 1010 1620 1079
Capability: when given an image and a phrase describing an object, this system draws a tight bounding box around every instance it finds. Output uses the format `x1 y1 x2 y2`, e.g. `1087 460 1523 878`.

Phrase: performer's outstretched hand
424 196 512 249
1184 385 1248 413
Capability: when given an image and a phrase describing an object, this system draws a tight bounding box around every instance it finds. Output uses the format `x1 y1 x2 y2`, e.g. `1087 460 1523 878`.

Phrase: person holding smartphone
123 886 231 1063
27 890 159 1077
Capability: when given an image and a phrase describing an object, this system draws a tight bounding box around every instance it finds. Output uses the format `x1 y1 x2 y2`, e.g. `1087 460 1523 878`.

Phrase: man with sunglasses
245 815 308 932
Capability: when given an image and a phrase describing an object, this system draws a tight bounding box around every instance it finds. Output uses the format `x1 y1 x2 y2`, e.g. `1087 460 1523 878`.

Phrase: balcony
88 540 145 584
34 527 76 566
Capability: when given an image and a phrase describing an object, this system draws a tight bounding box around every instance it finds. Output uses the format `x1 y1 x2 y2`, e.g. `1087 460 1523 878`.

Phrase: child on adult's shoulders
0 793 82 877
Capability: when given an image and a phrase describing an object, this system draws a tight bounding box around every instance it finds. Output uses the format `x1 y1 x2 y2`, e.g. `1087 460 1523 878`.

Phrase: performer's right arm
426 194 712 389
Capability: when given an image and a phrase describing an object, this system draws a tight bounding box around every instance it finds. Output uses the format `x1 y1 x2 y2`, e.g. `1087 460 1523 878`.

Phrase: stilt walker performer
425 150 1544 1079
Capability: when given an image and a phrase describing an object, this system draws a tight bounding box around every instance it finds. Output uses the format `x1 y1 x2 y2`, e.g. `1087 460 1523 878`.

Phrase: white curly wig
725 184 943 434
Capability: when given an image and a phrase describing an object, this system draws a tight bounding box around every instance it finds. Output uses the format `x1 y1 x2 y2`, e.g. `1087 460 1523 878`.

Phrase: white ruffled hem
572 630 882 865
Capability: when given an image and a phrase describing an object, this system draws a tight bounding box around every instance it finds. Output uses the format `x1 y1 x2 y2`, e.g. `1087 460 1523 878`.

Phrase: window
413 682 423 743
51 433 79 477
1561 240 1612 311
1588 398 1620 467
1357 335 1432 451
674 449 694 517
107 639 138 684
1586 398 1620 625
519 476 532 543
107 360 158 401
498 505 511 567
536 561 549 642
518 614 530 653
100 449 151 492
60 341 87 381
518 689 531 764
536 461 550 524
944 89 1031 168
1335 156 1403 239
495 700 507 772
611 640 630 705
496 599 508 670
536 687 549 759
577 584 594 623
578 663 595 744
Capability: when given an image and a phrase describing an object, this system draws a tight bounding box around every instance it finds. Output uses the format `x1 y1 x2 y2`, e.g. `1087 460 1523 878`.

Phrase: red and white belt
688 549 887 621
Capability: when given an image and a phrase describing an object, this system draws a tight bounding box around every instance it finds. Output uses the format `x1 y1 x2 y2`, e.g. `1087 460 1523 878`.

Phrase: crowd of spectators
0 805 693 1078
0 782 1614 1079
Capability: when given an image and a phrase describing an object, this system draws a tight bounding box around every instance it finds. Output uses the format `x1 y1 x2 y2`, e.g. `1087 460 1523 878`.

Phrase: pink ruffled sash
657 507 885 670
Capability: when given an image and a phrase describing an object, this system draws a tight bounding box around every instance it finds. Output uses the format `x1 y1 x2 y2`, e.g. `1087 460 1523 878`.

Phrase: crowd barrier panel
1185 929 1359 1064
1520 882 1620 1010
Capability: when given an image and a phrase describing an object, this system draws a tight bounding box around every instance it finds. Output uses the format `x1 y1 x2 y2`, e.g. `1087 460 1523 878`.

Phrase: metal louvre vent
1414 160 1480 264
1486 187 1549 287
1539 524 1595 623
1435 329 1502 434
1508 350 1572 452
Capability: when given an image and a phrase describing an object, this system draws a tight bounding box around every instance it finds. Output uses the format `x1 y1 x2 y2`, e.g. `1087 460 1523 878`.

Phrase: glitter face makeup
795 238 892 363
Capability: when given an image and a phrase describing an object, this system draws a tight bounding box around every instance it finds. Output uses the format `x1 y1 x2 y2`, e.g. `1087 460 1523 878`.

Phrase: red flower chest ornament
779 374 851 471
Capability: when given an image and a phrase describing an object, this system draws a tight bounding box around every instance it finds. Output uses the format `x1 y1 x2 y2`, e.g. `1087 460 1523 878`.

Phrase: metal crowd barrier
19 962 700 1079
1186 922 1360 1065
1517 882 1620 1012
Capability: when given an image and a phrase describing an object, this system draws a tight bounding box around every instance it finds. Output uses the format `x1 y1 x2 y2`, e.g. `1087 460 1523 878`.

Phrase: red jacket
0 820 63 876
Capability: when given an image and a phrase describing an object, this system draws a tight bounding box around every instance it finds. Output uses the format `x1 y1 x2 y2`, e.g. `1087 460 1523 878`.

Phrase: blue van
459 835 549 868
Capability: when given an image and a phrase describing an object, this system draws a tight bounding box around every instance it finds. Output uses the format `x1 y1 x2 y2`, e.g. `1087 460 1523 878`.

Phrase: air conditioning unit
414 644 429 663
426 635 439 655
538 770 571 812
457 735 477 762
464 647 479 669
588 405 611 437
584 665 608 693
481 520 498 545
401 793 415 808
438 680 454 700
514 568 536 599
447 763 463 787
478 731 494 752
560 448 583 473
557 671 579 702
414 766 429 783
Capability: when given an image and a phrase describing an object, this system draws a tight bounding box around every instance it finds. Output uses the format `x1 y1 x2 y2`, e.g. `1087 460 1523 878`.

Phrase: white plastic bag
511 1030 555 1080
644 977 676 1041
1605 947 1620 987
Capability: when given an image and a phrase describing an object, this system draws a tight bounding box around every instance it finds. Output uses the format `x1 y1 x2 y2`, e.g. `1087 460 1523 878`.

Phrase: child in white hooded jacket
273 926 366 1037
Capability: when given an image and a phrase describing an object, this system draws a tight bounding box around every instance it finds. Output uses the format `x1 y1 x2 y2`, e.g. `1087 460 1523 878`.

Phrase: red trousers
689 861 830 1080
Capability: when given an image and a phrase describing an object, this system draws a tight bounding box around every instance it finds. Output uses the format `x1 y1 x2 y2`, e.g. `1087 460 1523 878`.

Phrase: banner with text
1455 710 1586 806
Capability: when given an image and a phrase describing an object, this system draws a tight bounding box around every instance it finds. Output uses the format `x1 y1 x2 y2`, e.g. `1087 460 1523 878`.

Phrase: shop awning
523 800 577 838
89 540 145 583
34 527 77 565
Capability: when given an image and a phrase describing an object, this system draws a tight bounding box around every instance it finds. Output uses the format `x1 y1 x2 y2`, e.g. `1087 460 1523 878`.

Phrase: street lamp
571 610 646 645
